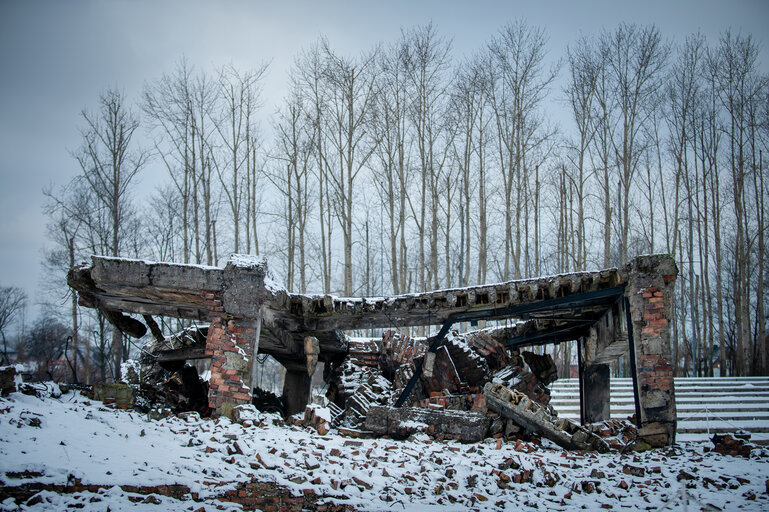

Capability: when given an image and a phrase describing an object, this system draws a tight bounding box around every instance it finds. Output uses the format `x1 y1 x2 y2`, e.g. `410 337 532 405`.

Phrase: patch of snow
398 420 428 430
1 387 768 511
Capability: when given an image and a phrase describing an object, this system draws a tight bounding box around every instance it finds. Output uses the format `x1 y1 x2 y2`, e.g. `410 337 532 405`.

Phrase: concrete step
547 376 769 439
552 404 769 414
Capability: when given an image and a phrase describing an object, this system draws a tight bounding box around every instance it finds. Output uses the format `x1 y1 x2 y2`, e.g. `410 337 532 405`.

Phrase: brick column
625 255 678 447
202 290 256 418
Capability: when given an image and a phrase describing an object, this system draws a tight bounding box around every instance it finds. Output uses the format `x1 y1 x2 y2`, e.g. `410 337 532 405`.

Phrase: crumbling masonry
68 253 678 446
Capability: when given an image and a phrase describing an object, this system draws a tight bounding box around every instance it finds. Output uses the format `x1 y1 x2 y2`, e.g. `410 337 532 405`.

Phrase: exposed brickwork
421 345 463 396
462 330 511 371
202 290 256 418
444 336 490 392
346 338 381 368
382 330 427 367
624 255 678 447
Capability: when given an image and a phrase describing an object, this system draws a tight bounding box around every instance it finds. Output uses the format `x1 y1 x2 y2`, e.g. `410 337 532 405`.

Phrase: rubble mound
711 432 756 457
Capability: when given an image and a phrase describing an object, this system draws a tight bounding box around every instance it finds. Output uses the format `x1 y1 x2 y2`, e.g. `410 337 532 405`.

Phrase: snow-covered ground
1 386 768 511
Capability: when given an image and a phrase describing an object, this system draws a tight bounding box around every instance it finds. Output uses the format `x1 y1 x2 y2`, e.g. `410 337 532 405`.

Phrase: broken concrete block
364 405 489 443
491 366 551 407
232 404 260 425
0 366 19 395
92 382 134 409
484 382 608 452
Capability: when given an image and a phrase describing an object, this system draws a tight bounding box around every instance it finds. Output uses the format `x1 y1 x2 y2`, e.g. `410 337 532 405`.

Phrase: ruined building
68 253 678 447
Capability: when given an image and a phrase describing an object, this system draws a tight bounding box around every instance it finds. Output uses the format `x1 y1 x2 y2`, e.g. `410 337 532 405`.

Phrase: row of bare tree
38 21 767 382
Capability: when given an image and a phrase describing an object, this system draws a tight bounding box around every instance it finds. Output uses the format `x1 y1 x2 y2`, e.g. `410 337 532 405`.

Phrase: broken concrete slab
521 351 557 385
364 405 490 443
484 382 608 452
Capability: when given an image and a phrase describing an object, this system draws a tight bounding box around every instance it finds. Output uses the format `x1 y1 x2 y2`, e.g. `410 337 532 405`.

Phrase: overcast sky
0 0 767 320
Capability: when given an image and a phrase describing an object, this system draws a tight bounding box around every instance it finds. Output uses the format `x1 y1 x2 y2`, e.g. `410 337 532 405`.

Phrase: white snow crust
1 386 768 511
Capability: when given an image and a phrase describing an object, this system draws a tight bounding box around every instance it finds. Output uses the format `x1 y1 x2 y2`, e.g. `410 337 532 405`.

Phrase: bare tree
451 52 491 286
402 23 453 291
373 36 413 294
488 21 557 279
144 60 218 265
0 287 27 364
604 24 669 264
213 63 268 254
74 88 148 380
715 31 765 375
565 36 600 270
270 87 316 292
320 40 379 296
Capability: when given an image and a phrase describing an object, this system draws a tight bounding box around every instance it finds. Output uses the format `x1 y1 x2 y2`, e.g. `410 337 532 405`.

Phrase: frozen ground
1 386 768 511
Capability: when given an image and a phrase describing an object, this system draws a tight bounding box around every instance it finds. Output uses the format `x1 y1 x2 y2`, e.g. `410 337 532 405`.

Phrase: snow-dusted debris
1 387 769 511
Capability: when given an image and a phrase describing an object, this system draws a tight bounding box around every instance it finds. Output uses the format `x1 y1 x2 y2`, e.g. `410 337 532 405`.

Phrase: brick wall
202 290 256 418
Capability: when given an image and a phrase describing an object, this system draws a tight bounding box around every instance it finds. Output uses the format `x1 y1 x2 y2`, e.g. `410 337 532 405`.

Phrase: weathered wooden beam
143 315 164 344
101 309 147 339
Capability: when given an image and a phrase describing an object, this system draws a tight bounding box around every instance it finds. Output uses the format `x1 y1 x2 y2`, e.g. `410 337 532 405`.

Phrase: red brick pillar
202 290 255 418
625 255 678 447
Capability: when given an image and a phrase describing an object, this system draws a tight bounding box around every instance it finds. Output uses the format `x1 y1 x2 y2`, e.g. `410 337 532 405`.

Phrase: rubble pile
325 328 584 446
4 386 768 511
127 323 633 452
587 419 639 451
125 361 211 417
491 350 553 408
110 325 214 416
710 432 756 457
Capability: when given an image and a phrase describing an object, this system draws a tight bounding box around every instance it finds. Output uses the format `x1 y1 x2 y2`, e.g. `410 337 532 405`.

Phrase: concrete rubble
323 328 625 451
484 382 609 452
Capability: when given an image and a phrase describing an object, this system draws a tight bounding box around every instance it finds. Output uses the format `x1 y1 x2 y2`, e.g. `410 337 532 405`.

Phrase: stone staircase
550 377 769 443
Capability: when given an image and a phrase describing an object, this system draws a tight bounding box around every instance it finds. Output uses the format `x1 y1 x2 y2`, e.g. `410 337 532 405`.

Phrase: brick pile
460 330 511 372
710 433 755 457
